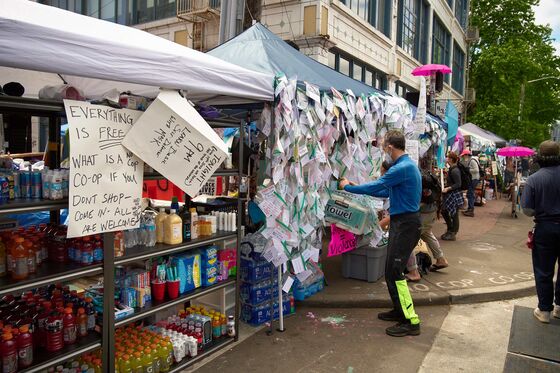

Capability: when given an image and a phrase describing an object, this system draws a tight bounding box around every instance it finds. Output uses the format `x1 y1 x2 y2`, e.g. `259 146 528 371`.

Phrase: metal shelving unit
0 97 244 372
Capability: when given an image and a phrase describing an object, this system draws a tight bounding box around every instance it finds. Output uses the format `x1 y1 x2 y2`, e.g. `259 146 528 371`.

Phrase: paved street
186 199 543 372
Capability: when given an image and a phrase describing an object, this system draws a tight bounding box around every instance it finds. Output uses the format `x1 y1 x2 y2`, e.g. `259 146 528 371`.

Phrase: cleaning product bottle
190 208 199 239
180 206 191 242
11 237 28 280
16 325 33 369
62 307 77 345
155 208 167 244
163 209 182 245
77 307 88 338
1 332 17 373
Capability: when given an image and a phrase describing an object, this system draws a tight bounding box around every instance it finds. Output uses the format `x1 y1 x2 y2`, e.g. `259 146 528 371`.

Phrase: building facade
38 0 469 115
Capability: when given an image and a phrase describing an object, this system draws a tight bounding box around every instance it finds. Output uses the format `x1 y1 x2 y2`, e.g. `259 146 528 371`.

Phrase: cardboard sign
328 225 357 257
64 100 144 238
491 161 498 176
122 91 228 197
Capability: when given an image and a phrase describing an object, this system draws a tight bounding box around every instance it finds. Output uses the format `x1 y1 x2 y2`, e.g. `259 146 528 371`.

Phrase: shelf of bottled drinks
0 96 244 373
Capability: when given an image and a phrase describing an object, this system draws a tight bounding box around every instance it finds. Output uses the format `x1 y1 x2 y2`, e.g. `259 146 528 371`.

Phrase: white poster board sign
122 91 228 197
64 100 144 238
406 139 419 165
413 76 427 135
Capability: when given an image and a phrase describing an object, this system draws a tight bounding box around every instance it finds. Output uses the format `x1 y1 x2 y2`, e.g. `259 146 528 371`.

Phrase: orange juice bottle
11 237 28 280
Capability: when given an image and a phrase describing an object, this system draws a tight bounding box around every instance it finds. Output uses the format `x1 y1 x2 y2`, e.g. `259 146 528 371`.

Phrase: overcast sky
534 0 560 55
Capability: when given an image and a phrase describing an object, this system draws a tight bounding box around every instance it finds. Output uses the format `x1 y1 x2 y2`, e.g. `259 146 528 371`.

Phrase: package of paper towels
325 190 372 235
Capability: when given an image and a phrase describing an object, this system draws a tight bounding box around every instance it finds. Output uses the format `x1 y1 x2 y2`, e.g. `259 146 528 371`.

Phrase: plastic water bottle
50 170 63 200
145 212 156 247
62 170 69 198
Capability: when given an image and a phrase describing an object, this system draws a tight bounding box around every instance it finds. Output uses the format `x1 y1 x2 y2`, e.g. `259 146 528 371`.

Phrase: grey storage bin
342 244 387 282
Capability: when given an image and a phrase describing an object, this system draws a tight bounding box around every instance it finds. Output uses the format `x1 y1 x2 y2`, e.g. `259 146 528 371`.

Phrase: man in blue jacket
339 130 422 337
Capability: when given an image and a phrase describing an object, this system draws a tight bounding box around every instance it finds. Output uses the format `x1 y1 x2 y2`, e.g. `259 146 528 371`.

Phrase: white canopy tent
0 0 274 104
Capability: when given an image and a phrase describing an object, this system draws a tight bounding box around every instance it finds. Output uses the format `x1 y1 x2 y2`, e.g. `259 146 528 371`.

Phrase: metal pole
277 265 285 332
228 0 238 41
102 232 115 373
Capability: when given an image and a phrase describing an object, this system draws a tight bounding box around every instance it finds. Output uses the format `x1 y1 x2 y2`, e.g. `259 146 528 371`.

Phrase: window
328 52 337 69
432 16 451 82
328 50 388 90
41 0 177 25
100 0 116 22
339 56 351 76
452 43 465 94
341 0 392 37
397 0 430 64
353 63 364 81
401 0 417 55
395 81 417 98
446 0 453 9
455 0 468 29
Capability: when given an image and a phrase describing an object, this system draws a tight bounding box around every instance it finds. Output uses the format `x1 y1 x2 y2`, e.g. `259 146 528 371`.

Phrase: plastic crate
239 258 273 283
241 295 295 326
341 244 387 282
240 279 279 305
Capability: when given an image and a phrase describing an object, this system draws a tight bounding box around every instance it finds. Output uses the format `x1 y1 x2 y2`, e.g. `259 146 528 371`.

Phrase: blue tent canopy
208 23 383 96
208 23 446 129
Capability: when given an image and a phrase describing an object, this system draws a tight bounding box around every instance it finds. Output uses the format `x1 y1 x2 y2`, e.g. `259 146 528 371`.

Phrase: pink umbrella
412 64 452 76
496 146 535 157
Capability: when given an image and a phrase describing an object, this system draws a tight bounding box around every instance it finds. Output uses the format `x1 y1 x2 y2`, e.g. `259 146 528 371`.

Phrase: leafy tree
469 0 560 147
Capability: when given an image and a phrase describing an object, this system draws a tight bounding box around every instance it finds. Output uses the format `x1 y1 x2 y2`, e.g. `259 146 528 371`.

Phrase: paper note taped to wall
64 100 144 238
122 91 228 197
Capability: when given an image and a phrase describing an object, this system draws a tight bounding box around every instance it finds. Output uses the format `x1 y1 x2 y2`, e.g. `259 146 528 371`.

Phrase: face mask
384 147 393 162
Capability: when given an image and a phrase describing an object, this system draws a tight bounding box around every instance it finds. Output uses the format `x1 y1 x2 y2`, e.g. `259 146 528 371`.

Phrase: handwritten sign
413 76 427 135
406 139 419 165
328 225 357 257
491 161 498 176
122 91 228 197
64 100 144 238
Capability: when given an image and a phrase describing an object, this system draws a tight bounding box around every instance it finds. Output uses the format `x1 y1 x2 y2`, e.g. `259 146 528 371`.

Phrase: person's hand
443 187 451 193
339 178 350 189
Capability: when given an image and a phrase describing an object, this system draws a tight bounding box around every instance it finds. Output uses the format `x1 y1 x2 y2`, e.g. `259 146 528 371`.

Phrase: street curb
298 281 536 308
447 281 536 304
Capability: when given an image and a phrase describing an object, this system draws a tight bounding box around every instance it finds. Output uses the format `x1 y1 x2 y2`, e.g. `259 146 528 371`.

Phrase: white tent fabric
459 122 506 147
0 0 274 103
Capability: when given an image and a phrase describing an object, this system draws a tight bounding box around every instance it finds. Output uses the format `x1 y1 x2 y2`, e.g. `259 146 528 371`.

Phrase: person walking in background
521 140 560 323
441 152 463 241
406 170 449 281
460 149 480 217
339 130 422 337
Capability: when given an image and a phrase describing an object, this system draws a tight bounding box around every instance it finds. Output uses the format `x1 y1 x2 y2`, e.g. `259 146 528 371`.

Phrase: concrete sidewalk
302 199 536 308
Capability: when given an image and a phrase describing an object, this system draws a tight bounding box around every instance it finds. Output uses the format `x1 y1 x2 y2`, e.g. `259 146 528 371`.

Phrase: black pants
386 212 422 323
532 221 560 311
442 210 460 233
